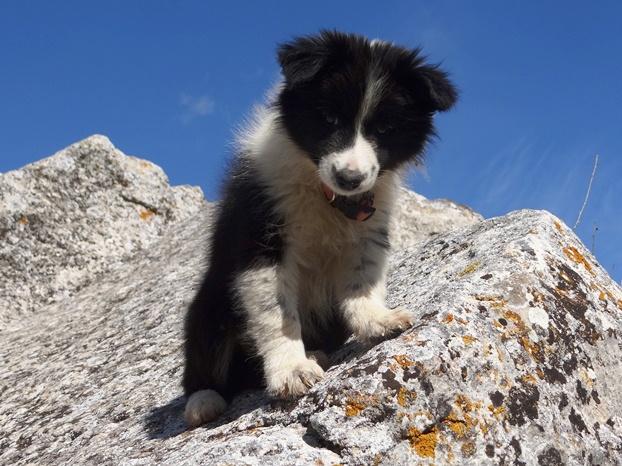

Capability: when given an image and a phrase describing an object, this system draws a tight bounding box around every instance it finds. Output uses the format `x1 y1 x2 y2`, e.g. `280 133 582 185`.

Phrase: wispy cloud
179 93 215 124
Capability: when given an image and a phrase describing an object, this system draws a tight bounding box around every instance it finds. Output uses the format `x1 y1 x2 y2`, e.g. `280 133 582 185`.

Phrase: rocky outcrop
1 138 620 465
0 136 206 329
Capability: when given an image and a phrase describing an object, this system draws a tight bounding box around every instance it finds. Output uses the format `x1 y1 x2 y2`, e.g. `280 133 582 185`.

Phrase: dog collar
321 184 376 222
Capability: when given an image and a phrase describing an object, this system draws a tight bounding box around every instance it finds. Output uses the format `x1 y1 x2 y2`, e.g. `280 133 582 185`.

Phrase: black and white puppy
183 31 457 426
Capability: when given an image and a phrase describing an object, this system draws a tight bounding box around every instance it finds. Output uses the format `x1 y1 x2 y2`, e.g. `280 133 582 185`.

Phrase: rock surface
1 138 621 465
0 135 206 329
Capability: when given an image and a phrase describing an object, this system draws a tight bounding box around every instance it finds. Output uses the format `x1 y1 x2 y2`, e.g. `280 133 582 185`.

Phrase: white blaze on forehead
360 75 386 126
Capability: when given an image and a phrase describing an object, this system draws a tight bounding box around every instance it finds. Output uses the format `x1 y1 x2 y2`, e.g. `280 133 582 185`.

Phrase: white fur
233 106 412 393
184 389 227 427
234 263 325 397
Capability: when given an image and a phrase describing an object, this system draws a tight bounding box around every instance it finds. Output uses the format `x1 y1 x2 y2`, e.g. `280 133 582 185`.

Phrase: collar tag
321 184 376 222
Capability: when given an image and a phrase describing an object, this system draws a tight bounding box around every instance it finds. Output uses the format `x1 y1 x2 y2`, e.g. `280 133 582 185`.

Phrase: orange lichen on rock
461 441 476 457
344 393 378 416
443 412 469 438
562 246 593 273
462 335 477 345
407 427 438 458
18 215 29 225
503 310 524 327
520 336 544 362
487 404 505 418
442 313 455 323
474 295 507 309
454 395 482 433
345 398 366 417
396 387 417 407
554 220 563 232
393 354 415 368
139 209 155 221
521 373 538 384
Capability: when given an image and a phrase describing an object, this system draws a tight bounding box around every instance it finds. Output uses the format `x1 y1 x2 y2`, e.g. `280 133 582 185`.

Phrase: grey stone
0 135 206 329
391 188 483 249
1 137 621 465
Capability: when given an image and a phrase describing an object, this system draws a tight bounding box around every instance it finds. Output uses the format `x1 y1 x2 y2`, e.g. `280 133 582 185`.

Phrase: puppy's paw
356 305 413 341
184 389 227 427
267 358 325 398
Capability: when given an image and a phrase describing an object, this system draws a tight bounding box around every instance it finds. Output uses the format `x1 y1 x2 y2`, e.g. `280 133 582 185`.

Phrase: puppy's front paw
266 358 325 398
355 305 413 341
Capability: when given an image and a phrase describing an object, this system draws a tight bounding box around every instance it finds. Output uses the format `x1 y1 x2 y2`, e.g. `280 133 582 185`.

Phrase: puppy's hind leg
185 389 227 427
182 276 236 426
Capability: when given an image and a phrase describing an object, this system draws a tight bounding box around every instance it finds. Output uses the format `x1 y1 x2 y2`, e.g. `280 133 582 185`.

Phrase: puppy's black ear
277 31 341 85
418 65 458 112
396 49 458 112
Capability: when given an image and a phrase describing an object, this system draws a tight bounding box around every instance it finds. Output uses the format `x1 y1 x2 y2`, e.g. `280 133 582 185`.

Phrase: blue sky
1 1 620 283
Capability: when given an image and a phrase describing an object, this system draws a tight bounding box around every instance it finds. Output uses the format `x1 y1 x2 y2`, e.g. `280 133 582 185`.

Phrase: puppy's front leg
235 263 324 397
338 245 412 341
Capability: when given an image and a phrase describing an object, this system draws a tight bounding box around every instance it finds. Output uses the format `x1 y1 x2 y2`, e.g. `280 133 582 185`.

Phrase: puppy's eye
325 114 339 126
376 123 394 135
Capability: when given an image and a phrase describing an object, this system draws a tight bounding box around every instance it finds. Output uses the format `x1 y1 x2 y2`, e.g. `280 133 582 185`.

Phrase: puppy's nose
334 168 366 191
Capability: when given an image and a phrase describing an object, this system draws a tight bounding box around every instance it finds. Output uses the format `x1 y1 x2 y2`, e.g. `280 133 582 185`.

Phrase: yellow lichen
562 246 593 273
344 394 378 416
345 398 366 416
521 373 538 384
393 354 414 368
461 441 476 457
396 387 417 407
443 412 469 438
474 295 507 309
455 394 481 414
459 261 481 277
487 404 505 418
462 335 477 345
139 209 155 221
407 427 438 458
520 336 544 362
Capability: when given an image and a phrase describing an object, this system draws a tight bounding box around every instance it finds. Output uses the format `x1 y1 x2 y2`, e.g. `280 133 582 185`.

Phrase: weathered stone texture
0 135 206 328
1 138 620 465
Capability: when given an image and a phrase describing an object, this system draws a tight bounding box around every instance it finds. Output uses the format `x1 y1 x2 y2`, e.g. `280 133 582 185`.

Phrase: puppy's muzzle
333 167 366 191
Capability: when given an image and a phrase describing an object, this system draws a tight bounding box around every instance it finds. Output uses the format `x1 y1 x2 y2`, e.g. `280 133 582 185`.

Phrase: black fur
182 30 457 403
277 30 457 171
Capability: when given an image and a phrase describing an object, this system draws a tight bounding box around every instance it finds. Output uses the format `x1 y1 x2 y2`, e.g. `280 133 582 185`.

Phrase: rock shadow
144 390 273 439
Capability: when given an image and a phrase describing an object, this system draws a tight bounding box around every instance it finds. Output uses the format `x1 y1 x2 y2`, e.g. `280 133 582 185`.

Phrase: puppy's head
277 31 457 196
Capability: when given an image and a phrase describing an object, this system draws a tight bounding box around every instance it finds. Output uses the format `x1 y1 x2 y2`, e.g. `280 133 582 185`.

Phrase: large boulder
1 138 620 465
0 135 206 329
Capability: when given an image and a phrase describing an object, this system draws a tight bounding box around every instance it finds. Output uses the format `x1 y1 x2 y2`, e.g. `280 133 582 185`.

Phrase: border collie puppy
183 30 457 426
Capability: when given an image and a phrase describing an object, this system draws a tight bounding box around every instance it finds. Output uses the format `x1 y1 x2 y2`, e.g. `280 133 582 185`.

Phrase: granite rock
1 138 621 465
0 135 206 329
